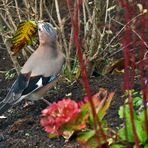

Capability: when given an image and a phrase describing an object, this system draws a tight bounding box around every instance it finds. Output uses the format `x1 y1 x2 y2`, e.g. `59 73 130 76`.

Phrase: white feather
36 78 42 87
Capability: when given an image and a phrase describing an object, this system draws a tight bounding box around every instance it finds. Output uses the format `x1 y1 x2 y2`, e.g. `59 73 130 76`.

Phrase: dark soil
0 46 125 148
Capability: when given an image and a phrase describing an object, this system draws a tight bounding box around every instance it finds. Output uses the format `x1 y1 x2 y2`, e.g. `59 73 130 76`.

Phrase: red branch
120 0 140 147
139 0 148 141
66 0 108 147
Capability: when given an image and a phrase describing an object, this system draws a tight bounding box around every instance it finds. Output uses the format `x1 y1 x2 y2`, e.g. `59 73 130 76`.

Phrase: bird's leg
41 97 51 106
23 96 51 108
23 100 35 108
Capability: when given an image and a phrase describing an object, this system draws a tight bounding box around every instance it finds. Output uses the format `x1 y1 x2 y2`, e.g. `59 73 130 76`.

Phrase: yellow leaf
73 67 81 79
11 20 37 55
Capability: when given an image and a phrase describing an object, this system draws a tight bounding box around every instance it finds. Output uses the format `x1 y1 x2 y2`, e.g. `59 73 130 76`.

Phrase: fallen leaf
10 116 33 132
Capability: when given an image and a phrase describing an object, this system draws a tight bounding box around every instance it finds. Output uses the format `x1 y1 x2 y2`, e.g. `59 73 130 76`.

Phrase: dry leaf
11 20 37 55
10 117 32 132
103 58 125 74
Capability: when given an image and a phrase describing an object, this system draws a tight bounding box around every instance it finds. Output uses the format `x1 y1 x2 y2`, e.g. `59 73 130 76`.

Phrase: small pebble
0 115 7 119
25 133 30 136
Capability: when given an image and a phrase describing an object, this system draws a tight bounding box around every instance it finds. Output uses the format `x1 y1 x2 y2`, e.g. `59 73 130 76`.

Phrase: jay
0 22 65 115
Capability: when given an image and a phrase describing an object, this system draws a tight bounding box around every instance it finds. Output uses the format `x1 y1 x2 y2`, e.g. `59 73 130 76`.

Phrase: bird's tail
0 102 12 115
0 90 18 115
0 73 31 115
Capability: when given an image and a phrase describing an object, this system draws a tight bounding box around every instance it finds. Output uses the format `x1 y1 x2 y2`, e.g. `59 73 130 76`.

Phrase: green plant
111 90 148 148
5 69 16 80
40 88 114 147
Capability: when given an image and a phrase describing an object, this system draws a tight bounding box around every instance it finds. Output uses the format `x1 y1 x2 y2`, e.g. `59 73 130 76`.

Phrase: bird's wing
0 71 58 115
25 63 65 101
21 74 58 97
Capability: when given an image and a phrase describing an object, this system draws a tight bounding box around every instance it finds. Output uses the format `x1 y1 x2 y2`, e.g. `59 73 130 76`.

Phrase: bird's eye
38 28 41 31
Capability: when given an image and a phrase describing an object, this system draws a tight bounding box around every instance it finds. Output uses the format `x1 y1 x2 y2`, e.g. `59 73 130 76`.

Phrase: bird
0 22 65 115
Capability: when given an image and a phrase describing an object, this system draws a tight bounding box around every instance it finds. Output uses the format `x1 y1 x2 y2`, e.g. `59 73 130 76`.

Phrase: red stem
66 0 109 147
139 0 148 140
120 0 140 147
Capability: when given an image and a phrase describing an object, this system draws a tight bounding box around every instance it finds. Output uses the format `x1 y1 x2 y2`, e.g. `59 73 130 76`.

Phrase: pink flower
40 99 80 134
77 101 84 107
84 96 89 102
77 96 89 107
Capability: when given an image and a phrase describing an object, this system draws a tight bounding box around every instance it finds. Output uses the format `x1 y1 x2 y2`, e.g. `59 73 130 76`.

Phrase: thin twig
102 12 147 54
82 2 87 35
39 0 43 20
55 0 62 23
55 0 70 71
23 0 30 19
0 12 12 30
2 37 21 74
2 0 16 31
43 0 58 28
35 0 38 20
14 0 22 21
89 0 109 61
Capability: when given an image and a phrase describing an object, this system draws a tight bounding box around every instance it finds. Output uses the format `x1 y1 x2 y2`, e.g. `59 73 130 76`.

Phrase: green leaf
118 104 138 143
82 136 99 148
118 105 124 119
118 92 148 145
136 109 148 144
118 104 130 119
97 92 114 120
144 144 148 148
133 97 143 107
118 127 134 143
89 106 94 126
135 119 147 144
77 129 95 144
88 91 114 125
77 130 99 148
48 133 58 139
110 144 126 148
61 103 89 132
77 128 109 148
80 102 90 119
139 109 148 122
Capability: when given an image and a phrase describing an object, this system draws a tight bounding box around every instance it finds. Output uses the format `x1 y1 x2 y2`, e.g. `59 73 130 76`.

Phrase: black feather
22 75 56 95
22 75 41 95
42 75 56 85
13 73 30 94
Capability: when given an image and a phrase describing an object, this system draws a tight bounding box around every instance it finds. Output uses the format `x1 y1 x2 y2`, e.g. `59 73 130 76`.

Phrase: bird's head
38 22 57 45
